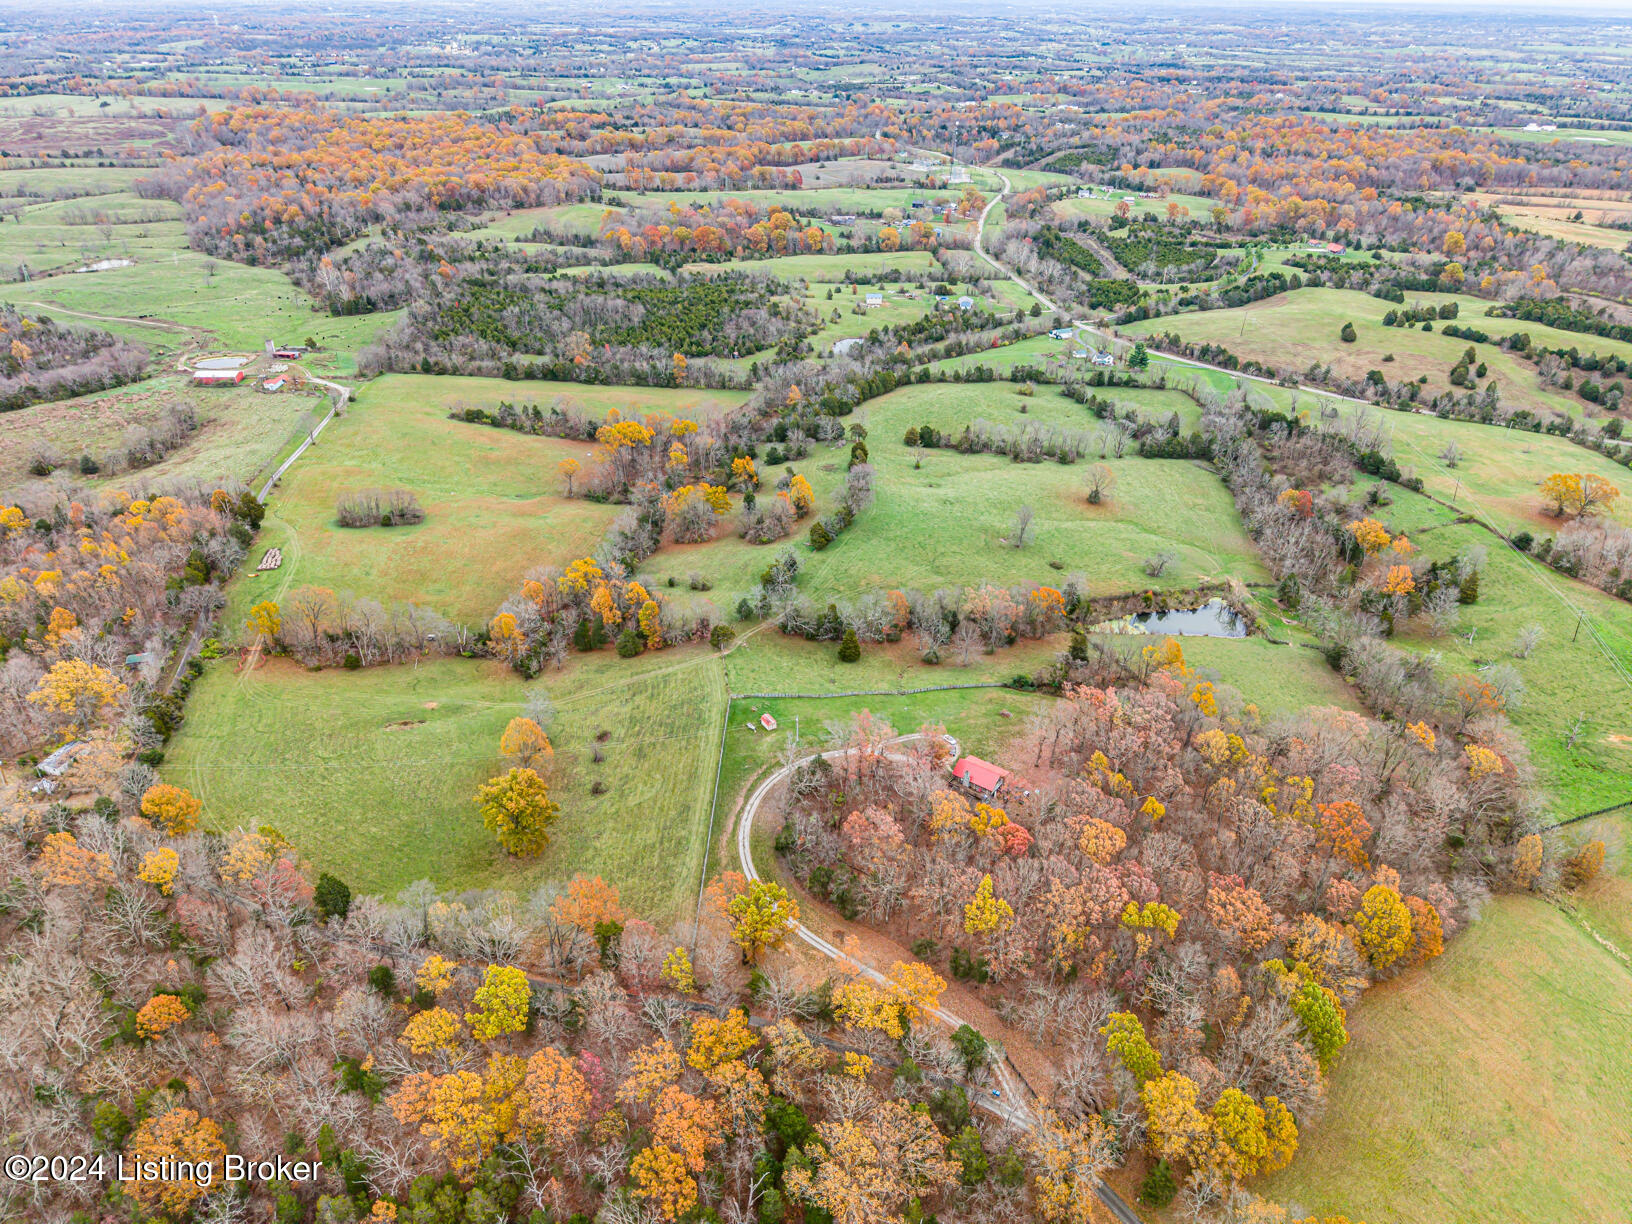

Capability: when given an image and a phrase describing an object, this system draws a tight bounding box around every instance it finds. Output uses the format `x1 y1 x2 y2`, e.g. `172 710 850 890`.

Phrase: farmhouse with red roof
951 755 1012 800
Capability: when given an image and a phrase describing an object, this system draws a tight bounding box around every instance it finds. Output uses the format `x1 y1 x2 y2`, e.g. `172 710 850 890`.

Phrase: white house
864 292 884 308
957 295 974 310
1049 326 1075 340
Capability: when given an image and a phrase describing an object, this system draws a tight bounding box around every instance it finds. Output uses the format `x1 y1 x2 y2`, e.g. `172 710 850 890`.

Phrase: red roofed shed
952 755 1012 800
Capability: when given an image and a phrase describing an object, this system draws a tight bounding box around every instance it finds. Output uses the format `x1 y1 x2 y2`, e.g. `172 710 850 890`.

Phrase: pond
74 258 134 272
1087 597 1248 638
195 355 250 370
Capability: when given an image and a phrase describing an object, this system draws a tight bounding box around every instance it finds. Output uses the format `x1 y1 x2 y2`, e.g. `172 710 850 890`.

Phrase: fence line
1551 799 1632 829
731 683 1014 700
691 697 735 946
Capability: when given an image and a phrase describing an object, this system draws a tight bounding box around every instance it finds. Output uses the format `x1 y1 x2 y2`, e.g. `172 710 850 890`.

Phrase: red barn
192 370 244 386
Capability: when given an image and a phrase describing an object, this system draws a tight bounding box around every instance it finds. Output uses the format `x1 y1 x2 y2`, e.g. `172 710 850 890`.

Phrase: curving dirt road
732 732 1147 1224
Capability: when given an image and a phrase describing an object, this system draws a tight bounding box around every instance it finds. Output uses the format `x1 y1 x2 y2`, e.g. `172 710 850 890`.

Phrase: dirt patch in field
384 719 426 730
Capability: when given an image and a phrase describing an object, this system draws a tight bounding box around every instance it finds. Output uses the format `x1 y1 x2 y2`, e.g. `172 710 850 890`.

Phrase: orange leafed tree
141 783 202 835
122 1109 227 1217
551 874 625 935
499 716 553 770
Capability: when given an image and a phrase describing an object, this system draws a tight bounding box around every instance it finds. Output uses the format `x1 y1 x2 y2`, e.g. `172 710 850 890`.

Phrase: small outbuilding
36 740 88 778
193 370 244 387
760 713 778 731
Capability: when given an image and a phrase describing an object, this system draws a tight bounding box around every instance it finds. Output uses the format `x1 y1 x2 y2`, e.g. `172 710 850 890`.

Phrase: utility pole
1572 610 1585 643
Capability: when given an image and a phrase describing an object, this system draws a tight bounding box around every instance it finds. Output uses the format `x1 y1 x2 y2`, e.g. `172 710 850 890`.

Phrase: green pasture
0 252 393 374
681 251 942 281
1259 894 1632 1224
1123 287 1618 423
0 376 328 494
164 649 728 922
1390 520 1632 814
236 374 746 627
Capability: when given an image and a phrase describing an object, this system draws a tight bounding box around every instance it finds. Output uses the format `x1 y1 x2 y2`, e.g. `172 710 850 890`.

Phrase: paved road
732 732 1147 1224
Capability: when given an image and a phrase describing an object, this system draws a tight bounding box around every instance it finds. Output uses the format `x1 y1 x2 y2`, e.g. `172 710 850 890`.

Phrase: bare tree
1006 503 1035 549
1512 624 1544 659
1085 463 1116 505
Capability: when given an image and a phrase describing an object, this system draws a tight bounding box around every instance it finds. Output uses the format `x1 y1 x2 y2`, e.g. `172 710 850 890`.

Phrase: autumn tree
1026 1110 1118 1224
135 993 191 1041
466 965 532 1041
26 659 127 734
246 599 281 646
784 1096 958 1224
1539 472 1620 518
499 716 553 770
1351 883 1413 971
723 878 800 964
474 768 560 856
963 874 1014 935
389 1054 526 1173
138 848 180 896
687 1007 758 1069
122 1109 227 1217
1140 1071 1217 1172
1346 517 1391 555
551 874 625 938
141 783 202 835
520 1046 593 1150
1101 1012 1162 1083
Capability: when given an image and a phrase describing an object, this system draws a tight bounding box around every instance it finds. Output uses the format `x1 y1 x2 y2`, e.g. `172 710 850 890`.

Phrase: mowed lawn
164 648 729 922
238 374 747 627
1259 894 1632 1224
1124 287 1611 422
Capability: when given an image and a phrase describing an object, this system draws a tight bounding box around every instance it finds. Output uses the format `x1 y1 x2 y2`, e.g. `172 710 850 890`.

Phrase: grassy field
1393 521 1632 814
165 648 728 922
839 382 1266 592
1466 191 1632 251
681 251 942 281
235 374 746 627
1048 187 1218 225
638 378 1262 605
1258 893 1632 1224
1123 287 1619 422
803 280 1028 353
1131 368 1632 812
0 243 393 375
0 375 327 492
1246 376 1632 537
1565 811 1632 954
